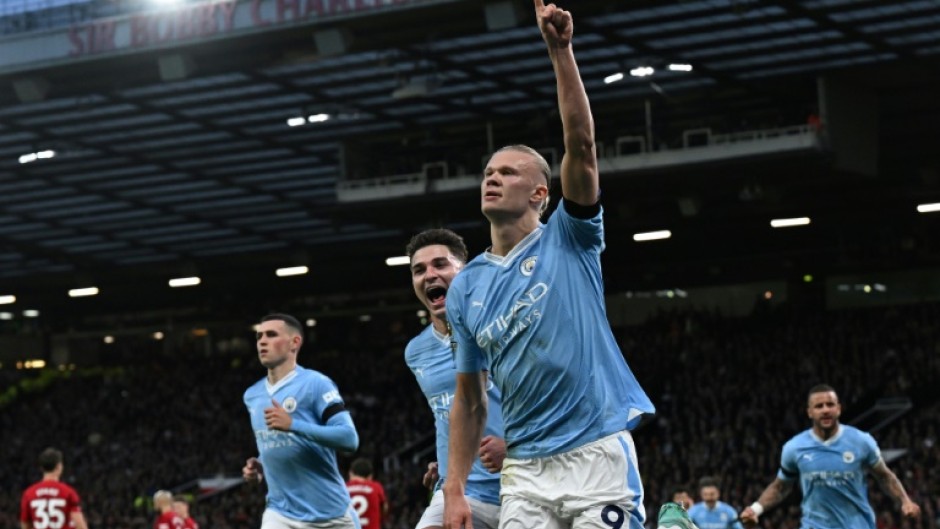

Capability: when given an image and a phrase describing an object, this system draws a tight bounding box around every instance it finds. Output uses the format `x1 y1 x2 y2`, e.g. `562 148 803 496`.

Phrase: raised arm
535 0 597 206
870 460 921 520
443 371 488 529
739 478 795 525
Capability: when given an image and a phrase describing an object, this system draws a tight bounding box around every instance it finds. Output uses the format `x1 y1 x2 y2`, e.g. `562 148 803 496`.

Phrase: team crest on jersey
843 451 855 463
520 256 537 276
282 397 298 413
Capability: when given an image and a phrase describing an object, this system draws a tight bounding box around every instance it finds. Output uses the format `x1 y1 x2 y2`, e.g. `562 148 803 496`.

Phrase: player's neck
267 360 297 385
430 315 449 336
489 215 539 256
42 471 59 482
813 422 841 441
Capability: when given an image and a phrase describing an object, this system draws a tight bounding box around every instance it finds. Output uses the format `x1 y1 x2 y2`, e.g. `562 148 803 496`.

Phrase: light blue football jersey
447 201 654 458
405 324 504 505
688 501 743 529
777 425 882 529
244 366 352 522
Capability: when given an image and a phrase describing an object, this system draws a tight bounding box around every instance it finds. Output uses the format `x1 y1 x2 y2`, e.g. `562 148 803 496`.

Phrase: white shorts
261 507 361 529
498 430 645 529
415 489 500 529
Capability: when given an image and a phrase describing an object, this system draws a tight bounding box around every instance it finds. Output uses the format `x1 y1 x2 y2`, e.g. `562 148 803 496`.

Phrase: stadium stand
2 302 937 528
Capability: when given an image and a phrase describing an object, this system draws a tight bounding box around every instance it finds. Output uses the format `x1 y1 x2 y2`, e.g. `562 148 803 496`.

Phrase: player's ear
531 183 548 204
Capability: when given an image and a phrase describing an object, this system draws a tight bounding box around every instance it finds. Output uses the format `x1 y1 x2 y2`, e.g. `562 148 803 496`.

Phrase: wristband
750 502 764 517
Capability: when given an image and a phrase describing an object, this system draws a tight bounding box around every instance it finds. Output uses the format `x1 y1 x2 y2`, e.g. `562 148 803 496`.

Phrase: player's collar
810 423 843 445
266 366 299 394
483 224 544 266
431 325 450 344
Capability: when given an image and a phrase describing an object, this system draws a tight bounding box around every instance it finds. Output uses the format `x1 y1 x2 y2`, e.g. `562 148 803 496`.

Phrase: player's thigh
573 504 645 529
415 490 445 529
498 494 565 529
468 496 500 529
261 508 360 529
261 509 302 529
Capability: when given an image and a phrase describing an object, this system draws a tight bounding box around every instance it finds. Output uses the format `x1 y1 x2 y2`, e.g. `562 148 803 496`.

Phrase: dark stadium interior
2 1 940 528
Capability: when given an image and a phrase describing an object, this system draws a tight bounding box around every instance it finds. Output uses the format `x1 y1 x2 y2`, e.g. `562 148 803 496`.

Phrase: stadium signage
66 0 421 58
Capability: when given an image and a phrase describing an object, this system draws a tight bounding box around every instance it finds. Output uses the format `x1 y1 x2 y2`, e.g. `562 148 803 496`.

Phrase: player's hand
443 488 473 529
739 507 759 527
478 436 506 473
901 499 921 519
264 398 293 431
242 457 263 483
422 461 440 490
534 0 573 49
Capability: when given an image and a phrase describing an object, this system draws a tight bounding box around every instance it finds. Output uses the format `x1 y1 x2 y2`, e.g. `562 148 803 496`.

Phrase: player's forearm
550 47 594 154
291 413 359 452
548 47 598 205
875 466 913 506
444 376 487 495
756 478 794 511
72 512 89 529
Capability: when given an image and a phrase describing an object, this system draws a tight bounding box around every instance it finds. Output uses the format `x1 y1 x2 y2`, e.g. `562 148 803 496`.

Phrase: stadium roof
1 0 939 325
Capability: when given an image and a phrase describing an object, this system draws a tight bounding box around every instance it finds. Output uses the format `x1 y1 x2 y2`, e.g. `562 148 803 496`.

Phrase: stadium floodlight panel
630 66 654 77
633 230 672 242
68 287 99 297
385 255 410 266
0 295 15 304
917 202 940 213
23 309 39 317
286 116 306 127
668 64 693 72
770 217 811 228
604 72 624 84
168 276 201 287
276 266 309 277
308 113 330 123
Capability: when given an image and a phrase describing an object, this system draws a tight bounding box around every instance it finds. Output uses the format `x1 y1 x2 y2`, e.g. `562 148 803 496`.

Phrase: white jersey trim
482 225 544 267
810 424 843 446
266 368 299 395
431 326 450 345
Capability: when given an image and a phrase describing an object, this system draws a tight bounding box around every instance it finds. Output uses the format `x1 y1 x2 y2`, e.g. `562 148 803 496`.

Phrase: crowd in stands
2 301 937 529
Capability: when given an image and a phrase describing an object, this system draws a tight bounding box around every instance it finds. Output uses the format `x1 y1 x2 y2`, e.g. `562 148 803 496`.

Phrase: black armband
563 198 601 219
321 402 346 423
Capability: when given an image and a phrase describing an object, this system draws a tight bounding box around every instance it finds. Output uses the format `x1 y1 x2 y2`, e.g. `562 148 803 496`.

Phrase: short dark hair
38 448 62 472
698 476 719 490
173 495 189 503
808 383 837 403
350 457 374 477
405 228 468 264
261 313 304 335
671 486 691 498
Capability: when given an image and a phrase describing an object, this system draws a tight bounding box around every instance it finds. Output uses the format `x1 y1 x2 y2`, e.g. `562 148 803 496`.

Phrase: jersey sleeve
311 375 346 423
861 431 882 467
447 277 484 373
67 486 82 513
551 199 605 253
726 504 744 529
777 440 799 481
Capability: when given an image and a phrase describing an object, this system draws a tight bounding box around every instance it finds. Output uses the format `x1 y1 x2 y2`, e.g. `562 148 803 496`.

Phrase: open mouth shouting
426 285 447 310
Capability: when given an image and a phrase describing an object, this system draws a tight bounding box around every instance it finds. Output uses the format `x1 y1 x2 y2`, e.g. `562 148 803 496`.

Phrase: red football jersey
20 479 82 529
346 477 388 528
182 517 198 529
154 511 184 529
